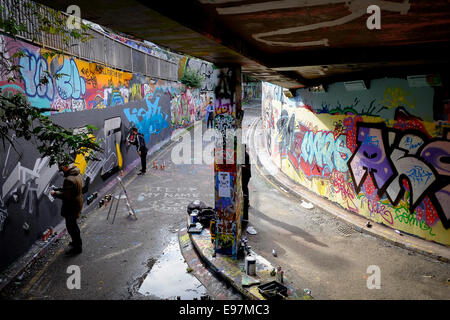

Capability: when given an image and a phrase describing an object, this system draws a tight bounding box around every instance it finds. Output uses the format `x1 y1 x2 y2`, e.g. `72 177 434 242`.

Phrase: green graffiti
394 207 435 237
358 194 436 236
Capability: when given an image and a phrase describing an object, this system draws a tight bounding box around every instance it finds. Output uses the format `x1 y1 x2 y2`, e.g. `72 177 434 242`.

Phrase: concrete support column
213 65 243 259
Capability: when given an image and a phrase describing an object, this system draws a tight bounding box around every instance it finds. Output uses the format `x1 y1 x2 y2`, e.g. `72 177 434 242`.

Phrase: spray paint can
277 266 283 283
190 209 199 225
245 256 256 276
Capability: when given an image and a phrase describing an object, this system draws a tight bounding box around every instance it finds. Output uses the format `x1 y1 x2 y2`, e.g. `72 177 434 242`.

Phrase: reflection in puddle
138 239 207 299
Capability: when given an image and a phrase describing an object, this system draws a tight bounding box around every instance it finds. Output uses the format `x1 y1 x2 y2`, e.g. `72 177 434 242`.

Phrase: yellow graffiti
315 179 327 196
73 133 96 174
116 142 123 169
382 87 416 109
129 83 142 101
217 233 235 247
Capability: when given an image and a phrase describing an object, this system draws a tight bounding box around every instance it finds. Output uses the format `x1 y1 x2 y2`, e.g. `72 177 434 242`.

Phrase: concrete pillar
213 65 243 259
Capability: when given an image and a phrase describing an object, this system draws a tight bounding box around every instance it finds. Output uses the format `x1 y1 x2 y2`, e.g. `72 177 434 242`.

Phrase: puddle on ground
138 238 207 299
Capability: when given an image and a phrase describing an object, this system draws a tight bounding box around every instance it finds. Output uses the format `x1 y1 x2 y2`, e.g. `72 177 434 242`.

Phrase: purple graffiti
348 124 395 193
349 124 450 229
420 140 450 177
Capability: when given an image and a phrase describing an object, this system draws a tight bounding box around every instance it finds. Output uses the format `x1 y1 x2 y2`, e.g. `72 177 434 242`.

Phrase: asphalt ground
0 120 240 300
1 100 449 300
242 103 450 300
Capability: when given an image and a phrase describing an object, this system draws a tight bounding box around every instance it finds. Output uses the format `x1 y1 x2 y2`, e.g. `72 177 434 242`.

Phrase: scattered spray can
277 266 283 283
42 228 53 241
245 256 256 276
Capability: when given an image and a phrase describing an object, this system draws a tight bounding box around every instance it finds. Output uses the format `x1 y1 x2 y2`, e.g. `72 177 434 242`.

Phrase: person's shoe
137 171 146 175
65 246 82 255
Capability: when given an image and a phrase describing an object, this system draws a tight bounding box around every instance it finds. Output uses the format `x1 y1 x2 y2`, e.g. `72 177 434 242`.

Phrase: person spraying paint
50 163 83 255
128 127 148 175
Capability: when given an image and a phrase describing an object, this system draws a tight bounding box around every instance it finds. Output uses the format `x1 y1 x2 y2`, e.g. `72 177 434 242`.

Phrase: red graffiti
363 175 377 197
331 172 358 213
416 196 439 227
366 198 394 225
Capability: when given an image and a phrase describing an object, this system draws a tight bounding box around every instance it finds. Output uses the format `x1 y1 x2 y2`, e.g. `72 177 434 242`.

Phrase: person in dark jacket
50 164 83 255
241 144 251 221
128 127 148 175
205 100 214 129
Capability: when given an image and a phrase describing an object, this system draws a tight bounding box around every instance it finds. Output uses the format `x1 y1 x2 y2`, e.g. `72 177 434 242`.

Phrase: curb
178 228 243 300
187 232 256 300
0 121 199 293
248 118 450 264
187 230 311 300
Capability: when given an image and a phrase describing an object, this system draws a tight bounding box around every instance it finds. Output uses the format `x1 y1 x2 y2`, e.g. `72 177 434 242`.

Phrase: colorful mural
0 33 214 270
262 80 450 246
178 56 219 92
213 67 243 259
0 35 211 119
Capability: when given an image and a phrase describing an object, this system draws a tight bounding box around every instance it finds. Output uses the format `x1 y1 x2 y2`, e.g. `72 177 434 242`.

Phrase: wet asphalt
1 101 449 300
0 118 239 300
243 104 450 300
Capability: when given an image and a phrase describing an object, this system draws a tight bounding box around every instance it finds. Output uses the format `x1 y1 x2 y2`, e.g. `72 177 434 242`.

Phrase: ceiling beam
266 42 450 69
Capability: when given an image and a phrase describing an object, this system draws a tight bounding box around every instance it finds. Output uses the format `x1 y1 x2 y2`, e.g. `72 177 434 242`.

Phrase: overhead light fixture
344 80 367 91
407 75 428 87
308 84 326 92
407 74 441 87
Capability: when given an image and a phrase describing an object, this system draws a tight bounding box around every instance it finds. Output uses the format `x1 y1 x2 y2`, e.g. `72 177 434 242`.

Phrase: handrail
0 0 179 81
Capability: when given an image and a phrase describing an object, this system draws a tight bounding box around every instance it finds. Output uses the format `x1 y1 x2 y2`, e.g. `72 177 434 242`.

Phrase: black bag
187 200 207 215
197 207 215 227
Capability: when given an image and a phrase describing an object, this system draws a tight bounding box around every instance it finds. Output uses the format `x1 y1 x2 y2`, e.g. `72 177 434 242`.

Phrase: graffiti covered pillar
213 66 243 259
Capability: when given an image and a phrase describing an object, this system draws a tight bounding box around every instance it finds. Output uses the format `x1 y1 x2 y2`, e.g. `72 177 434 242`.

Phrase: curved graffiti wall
261 79 450 246
0 34 213 270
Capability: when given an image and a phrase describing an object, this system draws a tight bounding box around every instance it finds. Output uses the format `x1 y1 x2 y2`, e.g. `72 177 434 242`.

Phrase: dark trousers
65 216 82 249
140 150 147 172
207 115 214 129
242 178 250 220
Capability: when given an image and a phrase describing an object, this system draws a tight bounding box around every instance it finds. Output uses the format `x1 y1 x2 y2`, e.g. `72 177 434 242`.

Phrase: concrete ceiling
37 0 450 89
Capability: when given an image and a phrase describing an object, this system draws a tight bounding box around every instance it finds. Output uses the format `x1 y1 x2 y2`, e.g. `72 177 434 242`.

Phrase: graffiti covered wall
214 67 243 259
178 56 219 93
242 82 261 104
262 79 450 246
0 33 213 270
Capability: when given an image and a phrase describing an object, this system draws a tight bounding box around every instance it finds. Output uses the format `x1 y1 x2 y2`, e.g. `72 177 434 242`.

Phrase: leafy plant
180 68 205 89
0 89 102 166
0 0 102 166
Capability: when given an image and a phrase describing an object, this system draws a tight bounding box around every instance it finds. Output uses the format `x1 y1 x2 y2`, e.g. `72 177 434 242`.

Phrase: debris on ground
246 226 257 235
300 200 314 209
272 249 277 257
